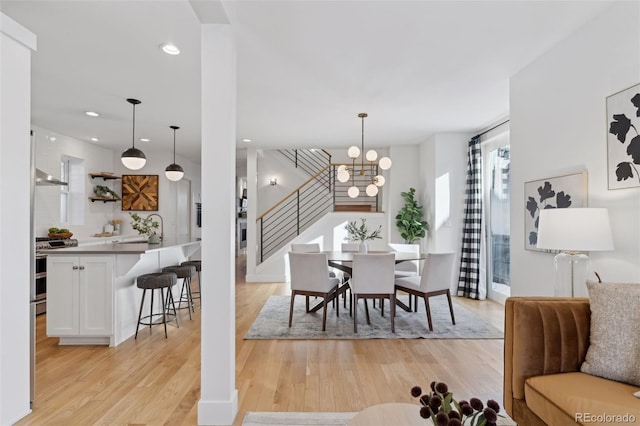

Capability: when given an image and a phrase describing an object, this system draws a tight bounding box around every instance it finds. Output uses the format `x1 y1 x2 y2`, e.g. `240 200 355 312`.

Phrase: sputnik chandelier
337 113 391 198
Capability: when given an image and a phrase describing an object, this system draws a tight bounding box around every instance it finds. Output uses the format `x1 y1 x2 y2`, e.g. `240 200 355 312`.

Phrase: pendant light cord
131 103 136 149
361 115 365 172
173 128 177 163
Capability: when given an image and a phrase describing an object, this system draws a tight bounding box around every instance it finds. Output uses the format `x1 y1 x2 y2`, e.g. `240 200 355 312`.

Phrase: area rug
241 411 516 426
244 295 503 339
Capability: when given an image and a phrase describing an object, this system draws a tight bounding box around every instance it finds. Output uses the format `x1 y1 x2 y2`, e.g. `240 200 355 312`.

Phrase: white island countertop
40 238 200 255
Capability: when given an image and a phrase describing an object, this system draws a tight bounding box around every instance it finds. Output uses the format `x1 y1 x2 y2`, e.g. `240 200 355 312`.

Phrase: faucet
146 213 164 241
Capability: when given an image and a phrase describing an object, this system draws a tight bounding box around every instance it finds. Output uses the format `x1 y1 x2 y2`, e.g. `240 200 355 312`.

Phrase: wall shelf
89 197 119 203
89 173 121 180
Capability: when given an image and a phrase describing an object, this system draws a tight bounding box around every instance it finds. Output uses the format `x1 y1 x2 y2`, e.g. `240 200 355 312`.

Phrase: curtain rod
475 119 510 139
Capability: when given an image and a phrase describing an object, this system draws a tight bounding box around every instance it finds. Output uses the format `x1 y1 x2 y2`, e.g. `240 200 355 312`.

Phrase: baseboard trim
198 390 238 425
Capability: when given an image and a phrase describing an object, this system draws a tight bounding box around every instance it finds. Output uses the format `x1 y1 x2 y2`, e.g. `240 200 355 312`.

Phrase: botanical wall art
121 175 159 211
524 172 587 251
607 83 640 189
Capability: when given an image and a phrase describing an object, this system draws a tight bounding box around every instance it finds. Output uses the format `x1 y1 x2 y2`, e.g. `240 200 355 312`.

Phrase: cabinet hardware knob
79 266 85 270
72 266 79 270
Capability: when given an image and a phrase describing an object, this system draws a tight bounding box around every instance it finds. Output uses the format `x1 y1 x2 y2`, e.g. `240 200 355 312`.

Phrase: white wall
256 149 310 215
33 125 202 242
419 133 469 257
0 12 36 424
510 2 640 296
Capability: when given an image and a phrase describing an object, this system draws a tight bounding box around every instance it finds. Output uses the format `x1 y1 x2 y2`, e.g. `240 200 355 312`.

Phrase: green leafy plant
411 381 502 426
94 185 121 200
395 187 429 243
345 218 382 242
129 213 159 237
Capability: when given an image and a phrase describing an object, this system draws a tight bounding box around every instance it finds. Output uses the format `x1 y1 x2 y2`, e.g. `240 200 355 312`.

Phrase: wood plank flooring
17 256 506 425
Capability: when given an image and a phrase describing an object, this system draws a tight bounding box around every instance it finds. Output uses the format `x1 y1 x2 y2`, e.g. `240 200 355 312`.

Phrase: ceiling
1 0 615 165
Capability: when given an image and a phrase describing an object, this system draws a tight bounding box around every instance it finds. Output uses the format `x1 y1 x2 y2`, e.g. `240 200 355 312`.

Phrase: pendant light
341 113 392 198
165 125 184 181
121 98 146 170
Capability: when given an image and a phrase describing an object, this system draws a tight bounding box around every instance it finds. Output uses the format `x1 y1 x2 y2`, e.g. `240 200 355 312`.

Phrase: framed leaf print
524 172 587 251
607 82 640 189
121 175 159 211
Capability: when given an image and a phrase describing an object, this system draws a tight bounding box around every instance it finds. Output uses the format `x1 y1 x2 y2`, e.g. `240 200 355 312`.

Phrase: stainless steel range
33 237 78 315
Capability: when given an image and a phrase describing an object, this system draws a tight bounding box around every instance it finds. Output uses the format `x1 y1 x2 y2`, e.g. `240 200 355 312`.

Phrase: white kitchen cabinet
47 256 113 343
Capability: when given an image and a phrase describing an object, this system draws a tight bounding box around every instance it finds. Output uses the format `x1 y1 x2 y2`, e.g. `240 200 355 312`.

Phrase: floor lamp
536 208 614 297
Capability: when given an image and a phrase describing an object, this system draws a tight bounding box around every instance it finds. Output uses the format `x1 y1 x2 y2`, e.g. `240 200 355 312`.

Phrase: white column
0 13 37 424
198 24 238 425
245 147 257 279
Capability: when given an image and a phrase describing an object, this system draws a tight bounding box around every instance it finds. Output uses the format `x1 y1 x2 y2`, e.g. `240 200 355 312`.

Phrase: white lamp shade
121 155 146 170
337 169 350 183
347 146 360 159
337 164 347 173
378 156 392 170
366 183 378 196
347 185 360 198
374 175 385 186
365 149 378 162
165 170 184 181
537 208 614 252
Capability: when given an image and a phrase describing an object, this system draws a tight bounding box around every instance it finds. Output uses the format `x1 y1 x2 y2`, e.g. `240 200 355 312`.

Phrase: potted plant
395 187 429 244
94 185 121 200
129 213 160 243
345 218 382 253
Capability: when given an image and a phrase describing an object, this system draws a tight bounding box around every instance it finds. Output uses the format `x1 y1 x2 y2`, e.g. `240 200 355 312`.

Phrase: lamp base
554 252 589 297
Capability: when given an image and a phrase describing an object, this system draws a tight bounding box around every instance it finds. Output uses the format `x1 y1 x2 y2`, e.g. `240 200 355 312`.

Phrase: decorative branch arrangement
345 218 382 242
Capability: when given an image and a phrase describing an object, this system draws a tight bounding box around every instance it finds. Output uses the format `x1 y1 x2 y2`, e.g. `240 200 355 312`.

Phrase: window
60 155 85 226
60 159 69 224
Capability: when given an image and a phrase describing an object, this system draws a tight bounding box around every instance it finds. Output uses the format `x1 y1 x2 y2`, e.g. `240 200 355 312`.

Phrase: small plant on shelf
94 185 121 200
129 213 159 237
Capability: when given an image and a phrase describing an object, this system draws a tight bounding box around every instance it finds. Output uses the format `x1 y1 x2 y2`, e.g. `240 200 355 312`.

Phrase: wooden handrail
256 165 331 221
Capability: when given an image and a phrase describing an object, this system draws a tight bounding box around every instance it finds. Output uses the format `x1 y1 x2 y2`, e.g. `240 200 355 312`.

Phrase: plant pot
148 234 161 244
359 242 369 253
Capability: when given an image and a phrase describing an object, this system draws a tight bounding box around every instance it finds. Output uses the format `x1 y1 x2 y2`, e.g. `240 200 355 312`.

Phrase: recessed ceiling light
160 43 180 55
140 138 150 142
49 136 56 142
90 137 99 142
85 111 99 117
242 138 252 143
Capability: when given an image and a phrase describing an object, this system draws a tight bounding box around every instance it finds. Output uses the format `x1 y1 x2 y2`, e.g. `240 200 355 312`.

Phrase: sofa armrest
503 297 591 416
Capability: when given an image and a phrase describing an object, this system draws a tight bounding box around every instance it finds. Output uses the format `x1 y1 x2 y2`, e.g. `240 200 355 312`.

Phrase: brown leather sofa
504 297 640 426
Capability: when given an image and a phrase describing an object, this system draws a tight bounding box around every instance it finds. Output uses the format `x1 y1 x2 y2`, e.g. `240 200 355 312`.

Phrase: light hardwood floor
17 256 506 425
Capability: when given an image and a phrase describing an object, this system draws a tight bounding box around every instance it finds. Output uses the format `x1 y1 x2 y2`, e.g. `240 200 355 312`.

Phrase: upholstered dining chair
350 253 396 333
288 252 340 331
394 252 456 331
291 243 321 253
388 243 420 278
290 243 346 310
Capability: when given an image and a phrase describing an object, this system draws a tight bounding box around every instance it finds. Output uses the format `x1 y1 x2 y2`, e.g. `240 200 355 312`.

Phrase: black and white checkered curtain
457 136 483 299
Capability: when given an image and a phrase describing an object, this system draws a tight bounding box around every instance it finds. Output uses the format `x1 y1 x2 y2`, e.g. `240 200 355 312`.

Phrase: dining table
320 250 428 313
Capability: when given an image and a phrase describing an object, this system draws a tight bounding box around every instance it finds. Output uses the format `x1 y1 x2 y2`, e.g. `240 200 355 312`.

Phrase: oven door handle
30 299 46 305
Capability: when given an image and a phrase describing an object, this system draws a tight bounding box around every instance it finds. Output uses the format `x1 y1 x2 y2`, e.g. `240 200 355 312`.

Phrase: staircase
256 149 383 263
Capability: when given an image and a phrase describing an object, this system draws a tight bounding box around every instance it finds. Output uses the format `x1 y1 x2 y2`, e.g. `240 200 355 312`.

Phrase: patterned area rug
244 295 503 339
241 411 516 426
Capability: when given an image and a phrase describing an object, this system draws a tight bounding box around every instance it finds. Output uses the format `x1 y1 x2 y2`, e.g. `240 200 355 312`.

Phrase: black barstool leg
160 287 168 338
149 289 154 335
135 288 146 339
165 286 180 328
182 278 192 320
187 276 195 313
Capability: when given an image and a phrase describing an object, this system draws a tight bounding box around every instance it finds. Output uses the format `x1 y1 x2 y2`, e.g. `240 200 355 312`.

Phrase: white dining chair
350 253 396 333
394 252 456 331
290 243 345 310
389 243 421 310
288 252 340 331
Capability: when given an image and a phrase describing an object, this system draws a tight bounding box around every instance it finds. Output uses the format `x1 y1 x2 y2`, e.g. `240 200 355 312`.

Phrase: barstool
180 260 201 301
162 265 196 319
135 272 178 339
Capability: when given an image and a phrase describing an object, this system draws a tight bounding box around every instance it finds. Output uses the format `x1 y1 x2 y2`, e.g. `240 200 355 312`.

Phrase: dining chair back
341 243 360 252
388 243 420 276
291 243 320 253
418 252 455 292
288 252 340 331
350 253 396 333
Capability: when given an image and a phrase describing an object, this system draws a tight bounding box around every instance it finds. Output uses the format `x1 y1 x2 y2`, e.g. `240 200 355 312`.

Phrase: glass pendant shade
366 183 378 196
337 169 350 183
347 185 360 198
365 149 378 161
165 163 184 181
374 175 385 186
338 164 347 173
379 156 392 170
121 147 146 170
121 98 146 170
347 146 360 159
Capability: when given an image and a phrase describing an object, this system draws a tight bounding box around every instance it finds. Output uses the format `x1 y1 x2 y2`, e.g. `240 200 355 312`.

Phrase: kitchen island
41 238 201 347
